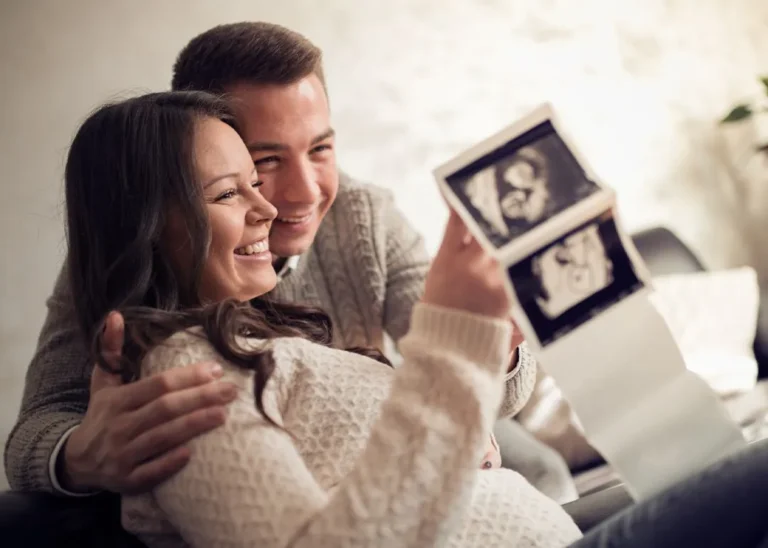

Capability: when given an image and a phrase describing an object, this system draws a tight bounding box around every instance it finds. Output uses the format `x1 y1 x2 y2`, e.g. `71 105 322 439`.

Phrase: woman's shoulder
140 327 264 378
140 328 387 386
140 329 333 377
142 327 219 374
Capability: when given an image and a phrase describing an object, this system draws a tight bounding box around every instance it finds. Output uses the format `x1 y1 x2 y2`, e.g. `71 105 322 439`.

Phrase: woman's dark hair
65 91 387 423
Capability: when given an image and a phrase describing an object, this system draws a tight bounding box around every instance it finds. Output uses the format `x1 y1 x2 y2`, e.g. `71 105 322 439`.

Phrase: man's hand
58 312 238 495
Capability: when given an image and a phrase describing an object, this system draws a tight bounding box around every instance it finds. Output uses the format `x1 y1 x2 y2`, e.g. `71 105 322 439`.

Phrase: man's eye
254 156 280 167
311 144 332 154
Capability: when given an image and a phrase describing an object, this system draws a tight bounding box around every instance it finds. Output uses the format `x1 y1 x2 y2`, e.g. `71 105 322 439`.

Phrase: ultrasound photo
444 120 601 251
507 210 645 347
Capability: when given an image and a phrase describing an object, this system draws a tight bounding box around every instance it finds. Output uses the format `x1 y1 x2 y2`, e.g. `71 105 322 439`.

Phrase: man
5 22 574 503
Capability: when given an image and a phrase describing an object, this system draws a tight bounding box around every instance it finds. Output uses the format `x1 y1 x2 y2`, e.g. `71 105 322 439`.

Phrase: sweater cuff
504 358 520 381
504 339 530 381
49 425 99 497
24 414 83 493
406 303 512 373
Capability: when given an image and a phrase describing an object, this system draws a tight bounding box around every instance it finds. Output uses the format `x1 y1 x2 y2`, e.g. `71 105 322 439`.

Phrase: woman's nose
246 194 278 225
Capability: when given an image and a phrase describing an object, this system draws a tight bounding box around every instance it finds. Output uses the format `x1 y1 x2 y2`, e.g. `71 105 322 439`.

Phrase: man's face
226 74 339 259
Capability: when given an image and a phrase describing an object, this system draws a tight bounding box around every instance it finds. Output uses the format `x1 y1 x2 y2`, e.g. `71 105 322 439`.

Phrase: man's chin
269 217 324 258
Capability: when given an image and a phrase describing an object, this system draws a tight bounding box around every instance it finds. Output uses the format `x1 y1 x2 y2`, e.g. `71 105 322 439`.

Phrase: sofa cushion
650 266 760 396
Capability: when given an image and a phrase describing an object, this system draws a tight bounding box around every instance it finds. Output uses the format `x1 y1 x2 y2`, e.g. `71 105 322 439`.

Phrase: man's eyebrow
203 166 257 188
246 128 335 153
310 128 335 145
247 141 286 153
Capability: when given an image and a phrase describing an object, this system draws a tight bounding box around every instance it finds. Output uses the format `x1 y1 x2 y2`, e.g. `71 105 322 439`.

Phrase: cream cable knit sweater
5 174 538 493
122 304 581 548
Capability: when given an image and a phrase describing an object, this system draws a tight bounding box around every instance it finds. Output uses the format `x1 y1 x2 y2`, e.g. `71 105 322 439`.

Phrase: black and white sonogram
508 210 644 347
444 120 601 250
534 223 614 319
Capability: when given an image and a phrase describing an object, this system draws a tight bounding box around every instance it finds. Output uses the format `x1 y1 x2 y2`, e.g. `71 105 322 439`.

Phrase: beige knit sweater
4 174 537 493
121 304 581 548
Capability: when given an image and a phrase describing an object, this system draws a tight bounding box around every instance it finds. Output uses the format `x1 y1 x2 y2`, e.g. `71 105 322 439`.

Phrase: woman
65 91 768 548
66 90 578 547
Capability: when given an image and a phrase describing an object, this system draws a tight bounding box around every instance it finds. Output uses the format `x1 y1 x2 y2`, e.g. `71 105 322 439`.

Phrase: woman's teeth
235 240 269 255
277 213 312 224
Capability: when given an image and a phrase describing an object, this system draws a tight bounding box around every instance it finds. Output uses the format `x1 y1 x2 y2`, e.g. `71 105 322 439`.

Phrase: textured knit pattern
4 173 537 493
121 304 581 548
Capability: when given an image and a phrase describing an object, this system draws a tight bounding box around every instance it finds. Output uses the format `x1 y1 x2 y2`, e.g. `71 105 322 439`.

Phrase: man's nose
283 161 321 204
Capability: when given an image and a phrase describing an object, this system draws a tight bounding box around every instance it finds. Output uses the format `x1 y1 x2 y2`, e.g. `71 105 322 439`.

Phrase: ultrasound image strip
507 210 645 347
443 120 602 253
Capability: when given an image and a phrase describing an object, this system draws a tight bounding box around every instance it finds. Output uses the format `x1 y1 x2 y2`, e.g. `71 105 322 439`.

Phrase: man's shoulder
309 172 395 269
332 171 393 212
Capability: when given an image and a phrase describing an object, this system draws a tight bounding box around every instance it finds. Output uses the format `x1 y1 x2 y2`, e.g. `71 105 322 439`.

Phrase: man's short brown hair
171 22 325 93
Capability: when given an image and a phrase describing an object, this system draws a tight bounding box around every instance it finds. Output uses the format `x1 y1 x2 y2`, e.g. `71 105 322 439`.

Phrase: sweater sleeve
145 304 512 548
498 342 538 418
4 260 90 493
374 189 536 419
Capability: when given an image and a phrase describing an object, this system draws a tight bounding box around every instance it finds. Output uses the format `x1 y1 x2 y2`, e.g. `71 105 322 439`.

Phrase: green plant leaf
761 76 768 95
721 104 753 123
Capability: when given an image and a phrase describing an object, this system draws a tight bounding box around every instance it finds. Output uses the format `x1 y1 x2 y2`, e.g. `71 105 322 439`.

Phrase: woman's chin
240 287 275 303
244 271 278 300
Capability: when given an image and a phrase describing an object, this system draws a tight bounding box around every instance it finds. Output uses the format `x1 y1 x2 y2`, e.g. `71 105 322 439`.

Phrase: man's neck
273 255 300 283
273 256 287 272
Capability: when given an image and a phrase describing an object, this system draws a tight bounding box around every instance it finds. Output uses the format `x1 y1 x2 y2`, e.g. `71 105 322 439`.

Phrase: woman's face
164 117 278 304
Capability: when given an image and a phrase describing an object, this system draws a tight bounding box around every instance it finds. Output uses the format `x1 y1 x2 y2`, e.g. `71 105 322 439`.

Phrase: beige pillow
649 267 760 396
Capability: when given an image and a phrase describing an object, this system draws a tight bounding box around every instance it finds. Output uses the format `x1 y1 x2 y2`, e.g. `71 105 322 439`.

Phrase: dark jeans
571 437 768 547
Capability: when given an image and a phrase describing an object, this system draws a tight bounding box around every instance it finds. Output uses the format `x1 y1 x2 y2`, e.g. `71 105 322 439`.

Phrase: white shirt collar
275 255 300 282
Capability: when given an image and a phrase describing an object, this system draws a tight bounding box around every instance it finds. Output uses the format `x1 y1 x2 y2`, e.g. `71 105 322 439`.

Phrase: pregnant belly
447 469 582 548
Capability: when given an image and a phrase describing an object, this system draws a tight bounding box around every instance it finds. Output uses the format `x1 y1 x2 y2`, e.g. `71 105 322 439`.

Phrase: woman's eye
214 189 236 202
251 180 263 189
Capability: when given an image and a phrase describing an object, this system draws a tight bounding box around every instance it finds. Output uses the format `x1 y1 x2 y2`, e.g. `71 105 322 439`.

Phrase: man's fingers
101 311 125 370
116 362 224 411
90 311 127 393
127 405 228 465
123 445 191 494
123 381 238 440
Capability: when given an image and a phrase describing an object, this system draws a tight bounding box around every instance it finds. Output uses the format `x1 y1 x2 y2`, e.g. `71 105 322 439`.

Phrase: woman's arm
143 304 511 548
498 342 537 418
374 189 536 420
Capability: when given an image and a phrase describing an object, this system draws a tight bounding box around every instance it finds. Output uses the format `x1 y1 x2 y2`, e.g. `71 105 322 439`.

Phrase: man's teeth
277 213 312 224
235 240 269 255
